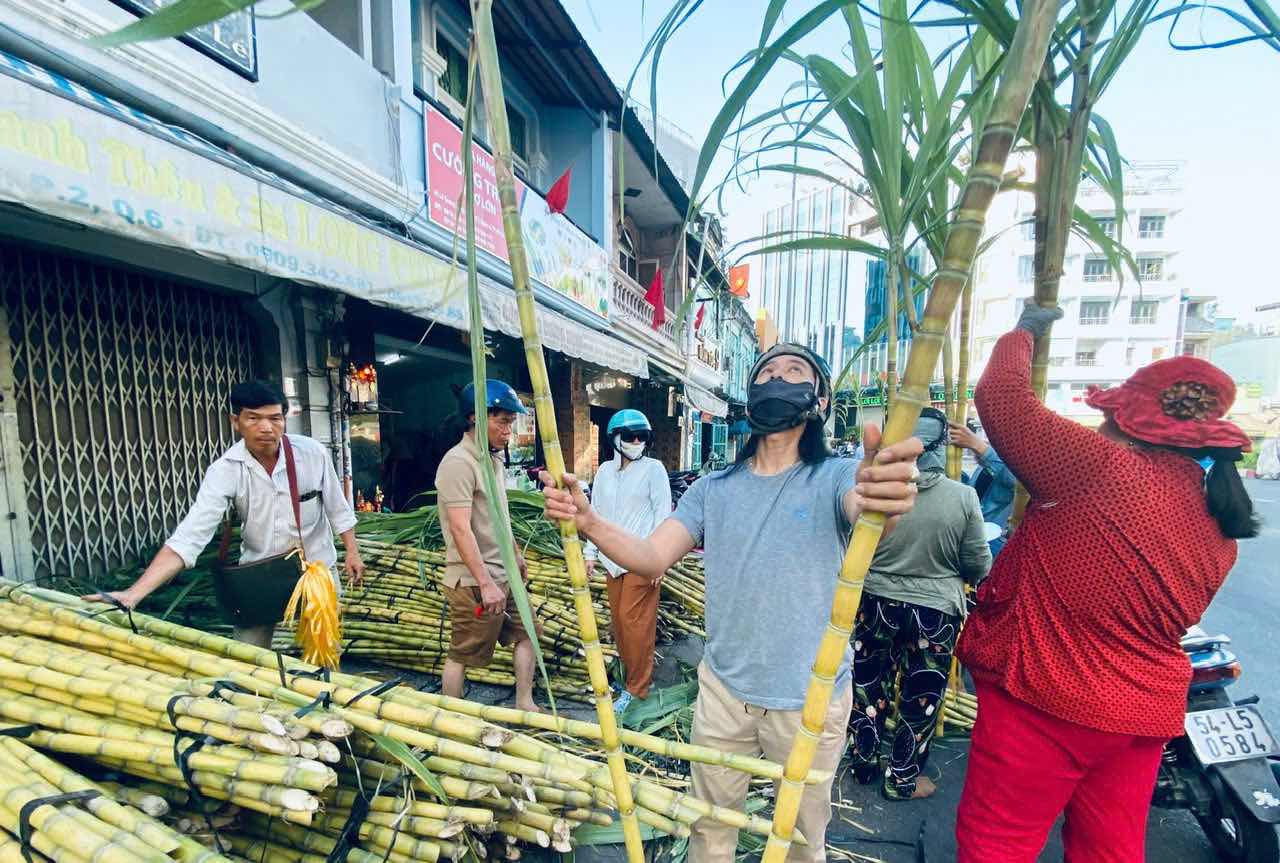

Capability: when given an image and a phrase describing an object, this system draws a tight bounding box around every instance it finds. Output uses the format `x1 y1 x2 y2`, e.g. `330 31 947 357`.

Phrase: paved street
839 479 1280 862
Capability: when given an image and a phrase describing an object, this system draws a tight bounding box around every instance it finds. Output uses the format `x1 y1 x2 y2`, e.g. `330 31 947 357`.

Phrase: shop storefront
0 52 647 577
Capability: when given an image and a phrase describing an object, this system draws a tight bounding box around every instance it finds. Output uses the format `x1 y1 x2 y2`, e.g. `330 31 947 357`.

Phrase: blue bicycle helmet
459 380 527 416
607 409 652 435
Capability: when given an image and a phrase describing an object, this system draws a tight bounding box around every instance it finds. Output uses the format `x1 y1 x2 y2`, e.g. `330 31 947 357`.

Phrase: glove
1016 302 1064 340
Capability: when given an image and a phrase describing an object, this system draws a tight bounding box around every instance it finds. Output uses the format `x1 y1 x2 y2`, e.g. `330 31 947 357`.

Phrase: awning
480 280 647 377
684 383 728 419
0 54 646 380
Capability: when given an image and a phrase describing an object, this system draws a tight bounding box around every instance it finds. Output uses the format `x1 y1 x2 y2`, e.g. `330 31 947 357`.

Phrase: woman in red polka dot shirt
954 304 1259 863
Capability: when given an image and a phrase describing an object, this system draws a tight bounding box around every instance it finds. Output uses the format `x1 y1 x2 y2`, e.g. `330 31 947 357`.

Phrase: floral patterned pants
848 593 960 799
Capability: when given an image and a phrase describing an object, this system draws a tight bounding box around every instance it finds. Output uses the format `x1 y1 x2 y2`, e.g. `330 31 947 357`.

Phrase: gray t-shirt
672 458 856 709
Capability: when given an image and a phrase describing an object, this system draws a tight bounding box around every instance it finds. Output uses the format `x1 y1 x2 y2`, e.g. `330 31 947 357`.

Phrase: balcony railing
1079 317 1110 326
1129 314 1157 325
612 265 678 344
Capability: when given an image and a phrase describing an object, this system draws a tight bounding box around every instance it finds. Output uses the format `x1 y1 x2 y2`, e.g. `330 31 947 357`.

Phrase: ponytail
1203 452 1260 539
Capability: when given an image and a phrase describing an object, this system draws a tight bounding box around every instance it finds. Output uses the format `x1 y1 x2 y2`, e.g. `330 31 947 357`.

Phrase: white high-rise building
970 160 1214 425
756 182 857 373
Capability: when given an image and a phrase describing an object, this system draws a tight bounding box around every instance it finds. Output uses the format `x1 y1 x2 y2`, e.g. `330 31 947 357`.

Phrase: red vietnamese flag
545 167 572 215
644 269 666 329
694 302 706 332
728 263 750 297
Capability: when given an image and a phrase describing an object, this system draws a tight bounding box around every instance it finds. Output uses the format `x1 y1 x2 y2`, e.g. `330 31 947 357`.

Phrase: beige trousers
690 662 853 863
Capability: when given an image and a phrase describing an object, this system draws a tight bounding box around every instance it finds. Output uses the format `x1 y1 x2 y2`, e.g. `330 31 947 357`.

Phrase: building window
1083 256 1112 283
1139 215 1166 238
1018 255 1035 283
1096 217 1116 239
1075 350 1097 366
1021 220 1036 241
617 225 638 280
436 30 468 105
1079 300 1110 325
1137 257 1164 281
1152 346 1166 361
1130 299 1158 325
506 102 529 162
1125 345 1135 365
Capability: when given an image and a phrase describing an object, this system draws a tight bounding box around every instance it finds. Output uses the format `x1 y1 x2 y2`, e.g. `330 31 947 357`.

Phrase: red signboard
423 105 610 319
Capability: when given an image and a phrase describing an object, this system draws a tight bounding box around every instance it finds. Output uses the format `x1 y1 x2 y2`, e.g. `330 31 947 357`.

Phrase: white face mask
616 437 647 461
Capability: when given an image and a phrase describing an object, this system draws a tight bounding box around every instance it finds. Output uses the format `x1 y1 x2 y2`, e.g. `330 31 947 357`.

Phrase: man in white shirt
88 380 363 646
584 409 672 715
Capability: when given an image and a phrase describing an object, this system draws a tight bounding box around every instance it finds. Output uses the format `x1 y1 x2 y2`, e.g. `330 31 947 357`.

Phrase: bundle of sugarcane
941 687 978 731
0 732 231 863
277 535 707 694
0 580 827 860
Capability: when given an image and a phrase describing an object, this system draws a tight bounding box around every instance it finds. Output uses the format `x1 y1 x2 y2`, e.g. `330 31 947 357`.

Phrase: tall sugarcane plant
468 3 643 862
758 0 1062 856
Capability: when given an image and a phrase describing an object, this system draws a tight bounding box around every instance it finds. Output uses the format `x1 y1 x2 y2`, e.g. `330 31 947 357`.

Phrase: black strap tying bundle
0 725 35 739
171 729 227 852
293 691 333 718
323 790 370 863
85 592 137 633
274 651 331 688
343 677 403 709
19 790 100 863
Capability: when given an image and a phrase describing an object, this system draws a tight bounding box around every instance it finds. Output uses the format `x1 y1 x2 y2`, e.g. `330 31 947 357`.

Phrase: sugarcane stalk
468 2 642 860
760 3 1060 860
885 249 899 412
943 322 958 478
1008 8 1109 529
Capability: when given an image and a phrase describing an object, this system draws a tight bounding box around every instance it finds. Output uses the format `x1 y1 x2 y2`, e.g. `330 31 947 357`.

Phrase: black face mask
747 378 819 433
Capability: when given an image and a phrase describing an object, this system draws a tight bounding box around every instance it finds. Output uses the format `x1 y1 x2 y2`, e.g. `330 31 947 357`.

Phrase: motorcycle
1153 625 1280 862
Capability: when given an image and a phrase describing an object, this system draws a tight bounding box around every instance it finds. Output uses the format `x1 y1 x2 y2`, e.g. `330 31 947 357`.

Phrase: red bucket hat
1086 356 1250 451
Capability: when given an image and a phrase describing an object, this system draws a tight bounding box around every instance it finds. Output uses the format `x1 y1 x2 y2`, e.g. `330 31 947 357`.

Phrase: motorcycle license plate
1184 705 1275 765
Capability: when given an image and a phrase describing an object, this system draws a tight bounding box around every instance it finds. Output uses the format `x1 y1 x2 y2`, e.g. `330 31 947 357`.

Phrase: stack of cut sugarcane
0 580 824 861
941 687 978 731
274 532 708 695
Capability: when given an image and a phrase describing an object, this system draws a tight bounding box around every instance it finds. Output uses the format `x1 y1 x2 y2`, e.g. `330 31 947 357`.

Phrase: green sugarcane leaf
368 733 450 803
90 0 261 47
742 234 888 261
572 820 664 846
160 573 206 621
459 42 556 713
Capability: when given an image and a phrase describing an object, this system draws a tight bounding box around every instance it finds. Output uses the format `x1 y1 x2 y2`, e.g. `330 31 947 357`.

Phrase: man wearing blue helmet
584 409 673 715
436 379 541 712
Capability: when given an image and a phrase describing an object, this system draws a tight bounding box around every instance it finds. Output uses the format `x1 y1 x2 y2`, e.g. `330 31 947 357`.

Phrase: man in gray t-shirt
542 343 922 863
671 458 856 710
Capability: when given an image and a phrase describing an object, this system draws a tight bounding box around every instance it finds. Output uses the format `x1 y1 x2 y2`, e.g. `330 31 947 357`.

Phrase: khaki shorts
444 583 539 667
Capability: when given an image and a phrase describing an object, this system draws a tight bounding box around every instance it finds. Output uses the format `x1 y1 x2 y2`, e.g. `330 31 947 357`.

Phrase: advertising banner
424 104 610 319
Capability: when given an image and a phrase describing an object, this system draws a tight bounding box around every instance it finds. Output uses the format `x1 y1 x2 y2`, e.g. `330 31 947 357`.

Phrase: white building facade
970 160 1214 425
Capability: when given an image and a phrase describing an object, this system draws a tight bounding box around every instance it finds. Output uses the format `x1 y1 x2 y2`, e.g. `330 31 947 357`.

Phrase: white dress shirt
584 454 673 577
165 434 357 571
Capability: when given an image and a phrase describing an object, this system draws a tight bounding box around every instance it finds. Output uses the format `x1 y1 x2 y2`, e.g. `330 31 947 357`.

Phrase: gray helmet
747 343 834 422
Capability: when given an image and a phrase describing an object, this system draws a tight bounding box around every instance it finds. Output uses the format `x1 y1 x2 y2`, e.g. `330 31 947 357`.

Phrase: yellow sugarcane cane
467 2 642 861
760 3 1061 860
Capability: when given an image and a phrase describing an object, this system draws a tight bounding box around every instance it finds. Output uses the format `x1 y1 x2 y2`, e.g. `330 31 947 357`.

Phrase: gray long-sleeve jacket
863 470 991 618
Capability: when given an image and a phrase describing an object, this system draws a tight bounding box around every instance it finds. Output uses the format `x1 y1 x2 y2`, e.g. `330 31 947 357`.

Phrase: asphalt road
844 479 1280 862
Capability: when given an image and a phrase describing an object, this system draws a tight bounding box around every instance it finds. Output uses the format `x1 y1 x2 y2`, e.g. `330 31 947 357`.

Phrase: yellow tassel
282 557 342 668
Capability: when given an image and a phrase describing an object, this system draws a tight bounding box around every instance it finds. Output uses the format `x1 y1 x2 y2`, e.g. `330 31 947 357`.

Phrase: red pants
956 679 1166 863
605 573 659 699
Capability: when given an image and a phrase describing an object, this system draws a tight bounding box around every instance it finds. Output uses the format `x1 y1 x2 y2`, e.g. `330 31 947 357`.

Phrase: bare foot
516 700 544 714
911 776 937 799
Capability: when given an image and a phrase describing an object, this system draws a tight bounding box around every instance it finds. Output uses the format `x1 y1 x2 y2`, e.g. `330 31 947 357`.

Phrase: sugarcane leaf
89 0 261 47
458 43 557 714
160 573 206 621
368 733 451 804
741 234 888 261
572 821 664 845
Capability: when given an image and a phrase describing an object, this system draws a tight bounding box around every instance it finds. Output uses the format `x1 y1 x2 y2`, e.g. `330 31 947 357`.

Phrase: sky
561 0 1279 325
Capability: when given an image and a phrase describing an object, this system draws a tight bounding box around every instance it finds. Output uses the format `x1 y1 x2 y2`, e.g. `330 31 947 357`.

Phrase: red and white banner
424 105 610 319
